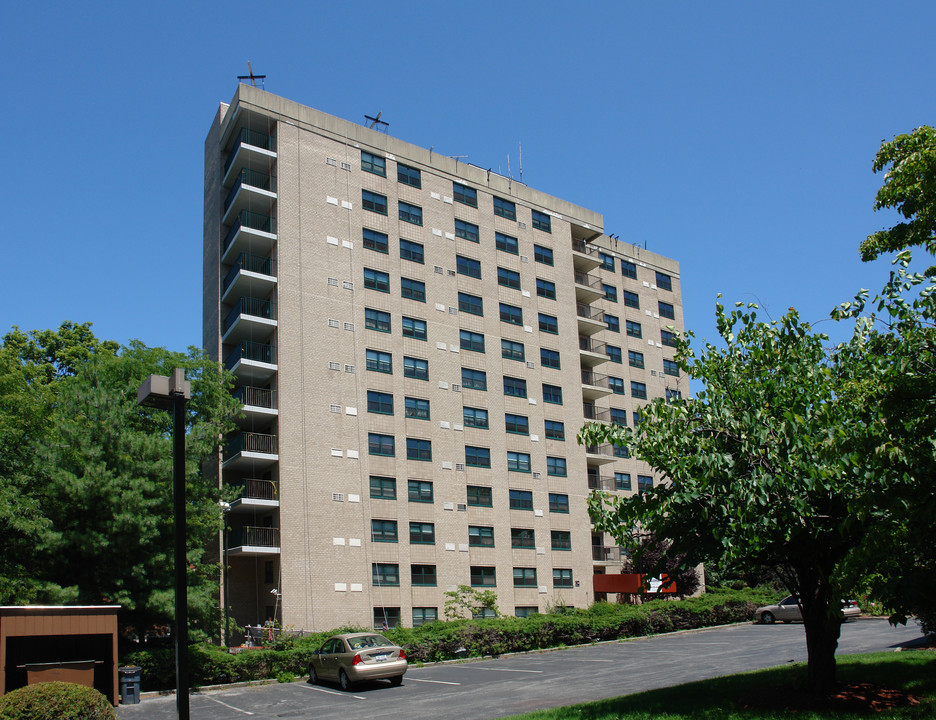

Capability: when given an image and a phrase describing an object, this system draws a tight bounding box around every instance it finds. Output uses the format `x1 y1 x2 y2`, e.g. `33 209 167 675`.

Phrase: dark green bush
0 682 115 720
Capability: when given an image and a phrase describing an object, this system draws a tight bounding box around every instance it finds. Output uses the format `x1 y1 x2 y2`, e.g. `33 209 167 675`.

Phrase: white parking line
202 695 255 715
576 659 616 662
406 677 462 685
455 666 544 673
296 684 366 700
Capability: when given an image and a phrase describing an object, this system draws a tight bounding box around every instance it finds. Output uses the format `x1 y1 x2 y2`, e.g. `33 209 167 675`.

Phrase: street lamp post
138 368 191 720
221 501 231 646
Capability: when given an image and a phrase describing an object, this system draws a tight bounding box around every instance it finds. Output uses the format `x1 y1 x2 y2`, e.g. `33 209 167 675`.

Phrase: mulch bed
740 683 920 714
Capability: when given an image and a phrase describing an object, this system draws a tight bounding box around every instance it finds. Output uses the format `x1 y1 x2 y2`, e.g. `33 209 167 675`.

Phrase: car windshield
347 634 391 650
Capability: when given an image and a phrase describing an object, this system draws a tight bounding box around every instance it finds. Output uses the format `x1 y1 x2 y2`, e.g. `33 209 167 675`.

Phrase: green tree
443 585 500 620
860 126 936 273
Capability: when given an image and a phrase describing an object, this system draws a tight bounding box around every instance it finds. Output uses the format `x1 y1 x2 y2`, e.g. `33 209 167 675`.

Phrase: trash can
118 666 142 705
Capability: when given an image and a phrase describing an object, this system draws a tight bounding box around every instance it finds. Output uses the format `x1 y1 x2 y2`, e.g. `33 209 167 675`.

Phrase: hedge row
124 587 774 691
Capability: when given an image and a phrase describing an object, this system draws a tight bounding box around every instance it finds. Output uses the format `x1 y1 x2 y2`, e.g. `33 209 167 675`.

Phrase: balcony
585 443 616 465
583 403 611 423
223 168 277 226
222 252 277 304
222 210 277 263
233 385 277 424
581 370 613 400
222 297 277 344
592 545 626 563
573 271 604 303
228 525 281 556
229 479 279 512
223 431 279 471
223 128 276 184
571 239 602 272
579 336 610 367
587 471 613 491
225 341 277 383
576 303 605 336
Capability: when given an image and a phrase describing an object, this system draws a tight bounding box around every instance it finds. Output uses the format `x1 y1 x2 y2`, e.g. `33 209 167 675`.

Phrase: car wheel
308 665 318 684
390 675 403 686
339 669 353 691
761 611 775 624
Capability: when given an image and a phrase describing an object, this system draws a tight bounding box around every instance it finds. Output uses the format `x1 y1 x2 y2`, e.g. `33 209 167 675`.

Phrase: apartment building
203 85 685 633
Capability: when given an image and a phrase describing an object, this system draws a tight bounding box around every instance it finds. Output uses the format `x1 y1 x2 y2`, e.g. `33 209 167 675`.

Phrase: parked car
308 632 407 690
755 595 861 624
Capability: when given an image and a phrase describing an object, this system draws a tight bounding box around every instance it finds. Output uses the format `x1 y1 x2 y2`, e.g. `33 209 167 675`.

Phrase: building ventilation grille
343 322 354 331
327 277 339 286
451 384 461 392
434 266 444 274
328 361 341 371
344 364 355 373
329 404 341 413
533 472 541 479
332 493 345 502
447 269 456 277
328 319 339 328
455 463 465 471
340 162 351 171
326 157 337 166
457 503 467 512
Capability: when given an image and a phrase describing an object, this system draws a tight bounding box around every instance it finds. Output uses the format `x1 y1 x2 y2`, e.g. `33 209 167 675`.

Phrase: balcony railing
585 443 615 457
579 336 608 356
592 545 626 562
225 431 278 459
576 303 604 322
224 168 277 212
572 239 601 257
229 526 280 549
583 404 611 422
225 341 276 370
223 252 276 294
587 472 614 491
581 370 610 389
224 128 275 175
223 210 276 254
233 385 277 410
235 478 278 501
223 297 276 334
573 271 602 290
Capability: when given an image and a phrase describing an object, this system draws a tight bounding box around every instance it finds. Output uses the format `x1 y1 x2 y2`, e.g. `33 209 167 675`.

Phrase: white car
755 595 861 624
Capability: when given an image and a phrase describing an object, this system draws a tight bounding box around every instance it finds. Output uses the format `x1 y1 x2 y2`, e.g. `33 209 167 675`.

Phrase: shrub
0 682 115 720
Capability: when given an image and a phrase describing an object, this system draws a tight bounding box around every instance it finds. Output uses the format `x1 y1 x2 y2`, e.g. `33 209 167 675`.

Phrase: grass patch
501 652 936 719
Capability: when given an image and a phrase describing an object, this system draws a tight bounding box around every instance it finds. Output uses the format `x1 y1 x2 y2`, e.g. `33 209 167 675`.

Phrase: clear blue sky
2 1 933 353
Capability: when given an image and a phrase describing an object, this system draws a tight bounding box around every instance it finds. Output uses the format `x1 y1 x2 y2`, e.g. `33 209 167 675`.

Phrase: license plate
375 654 388 662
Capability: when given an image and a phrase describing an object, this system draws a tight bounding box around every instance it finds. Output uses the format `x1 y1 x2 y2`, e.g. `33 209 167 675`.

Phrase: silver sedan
308 632 407 690
755 595 861 624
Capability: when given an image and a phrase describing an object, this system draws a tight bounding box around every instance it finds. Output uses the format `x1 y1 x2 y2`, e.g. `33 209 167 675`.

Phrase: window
549 493 569 513
402 316 427 340
551 530 571 551
631 382 647 399
467 485 492 507
603 284 617 302
553 568 573 588
362 189 388 215
364 268 390 292
405 396 430 419
498 267 521 290
363 228 389 253
513 567 537 587
400 277 426 302
473 608 498 619
461 367 487 390
372 563 399 586
400 239 424 264
458 292 483 316
501 339 525 361
509 488 533 508
538 313 558 334
455 218 479 243
496 232 519 255
663 359 680 377
499 302 523 325
361 151 386 177
365 308 391 333
605 314 620 332
503 376 527 398
405 483 431 511
493 196 516 220
615 472 632 491
540 348 560 369
542 383 562 404
609 376 625 394
368 433 395 456
608 345 623 364
661 329 678 347
411 564 437 586
534 244 554 265
547 457 567 477
544 419 565 440
610 408 628 425
615 444 631 459
536 278 556 299
407 438 432 461
621 260 637 280
412 607 437 626
470 566 496 587
507 453 532 474
638 475 654 494
367 390 393 415
666 388 683 402
465 446 491 468
399 201 423 226
469 526 495 547
658 301 676 320
404 356 428 380
371 519 398 543
397 163 421 188
626 320 642 338
457 255 482 279
374 607 400 628
628 350 644 369
599 252 615 272
656 271 673 291
410 521 435 544
453 182 477 207
370 475 396 499
366 349 392 374
516 606 539 618
460 329 485 353
463 407 489 429
505 413 529 435
531 209 551 232
511 528 535 549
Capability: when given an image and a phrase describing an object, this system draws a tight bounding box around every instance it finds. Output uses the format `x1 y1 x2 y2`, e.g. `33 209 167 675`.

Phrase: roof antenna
519 142 523 183
237 62 266 88
365 112 389 133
